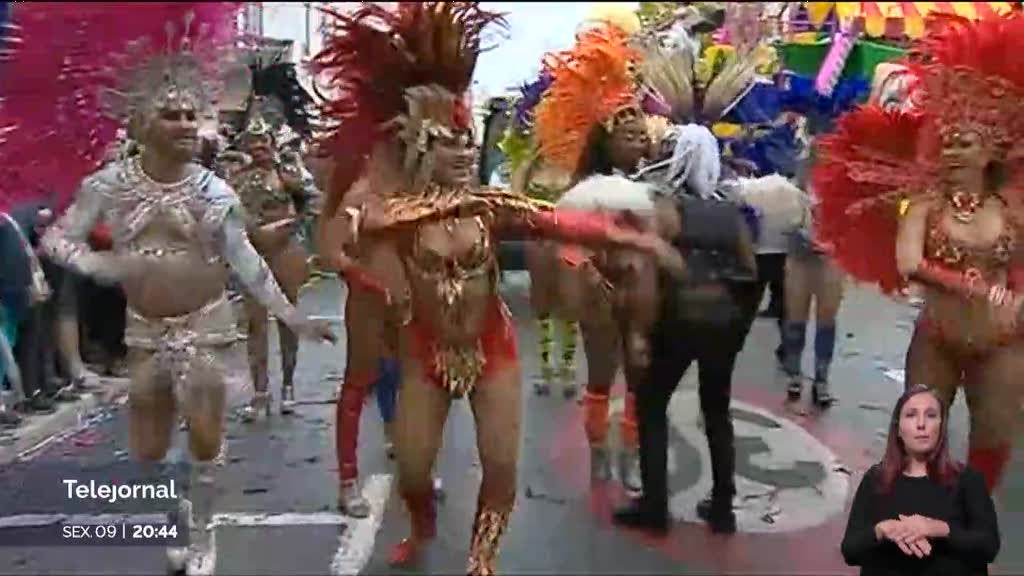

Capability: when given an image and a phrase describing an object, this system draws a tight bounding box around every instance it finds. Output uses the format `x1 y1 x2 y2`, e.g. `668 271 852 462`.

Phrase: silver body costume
42 157 301 398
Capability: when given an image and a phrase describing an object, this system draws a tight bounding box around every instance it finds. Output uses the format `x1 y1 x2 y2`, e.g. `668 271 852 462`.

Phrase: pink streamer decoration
815 21 862 97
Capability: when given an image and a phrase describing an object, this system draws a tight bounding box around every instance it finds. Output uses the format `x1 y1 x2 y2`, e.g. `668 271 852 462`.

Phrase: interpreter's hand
899 514 950 539
875 519 931 558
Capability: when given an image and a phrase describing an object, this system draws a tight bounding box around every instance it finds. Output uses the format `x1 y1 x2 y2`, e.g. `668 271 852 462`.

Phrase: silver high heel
812 378 837 407
280 385 296 415
590 445 612 483
241 392 271 421
786 374 802 401
338 480 371 518
620 447 642 493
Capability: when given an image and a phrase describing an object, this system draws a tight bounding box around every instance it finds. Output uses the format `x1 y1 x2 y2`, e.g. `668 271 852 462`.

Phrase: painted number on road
666 390 850 533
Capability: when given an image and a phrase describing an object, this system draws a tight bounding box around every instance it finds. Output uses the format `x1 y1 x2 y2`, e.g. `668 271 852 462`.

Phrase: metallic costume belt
124 292 239 396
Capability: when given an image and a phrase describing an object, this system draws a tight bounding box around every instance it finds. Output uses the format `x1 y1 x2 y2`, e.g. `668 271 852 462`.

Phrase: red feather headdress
310 2 506 217
812 13 1024 295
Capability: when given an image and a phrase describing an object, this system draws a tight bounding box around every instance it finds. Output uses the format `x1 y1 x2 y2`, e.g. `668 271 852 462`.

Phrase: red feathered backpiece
812 12 1024 295
0 2 241 215
812 107 931 295
309 2 507 219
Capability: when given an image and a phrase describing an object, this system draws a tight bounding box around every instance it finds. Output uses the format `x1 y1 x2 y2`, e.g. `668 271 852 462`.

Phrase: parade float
778 2 1015 109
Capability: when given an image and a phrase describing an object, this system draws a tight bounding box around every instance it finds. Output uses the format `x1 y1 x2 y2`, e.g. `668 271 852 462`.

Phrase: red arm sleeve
507 209 624 247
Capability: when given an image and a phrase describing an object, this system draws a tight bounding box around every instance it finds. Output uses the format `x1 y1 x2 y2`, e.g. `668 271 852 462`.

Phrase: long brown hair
877 385 962 494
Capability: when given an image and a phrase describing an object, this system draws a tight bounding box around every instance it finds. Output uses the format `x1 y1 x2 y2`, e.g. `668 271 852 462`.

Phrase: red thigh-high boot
336 370 377 517
583 389 611 482
389 487 437 566
968 444 1012 493
619 391 642 491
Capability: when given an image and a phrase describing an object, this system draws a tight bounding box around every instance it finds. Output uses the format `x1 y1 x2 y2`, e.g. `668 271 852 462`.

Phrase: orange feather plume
533 25 640 175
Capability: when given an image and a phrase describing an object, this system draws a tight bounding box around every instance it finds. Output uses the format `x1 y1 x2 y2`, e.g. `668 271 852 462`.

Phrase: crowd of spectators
0 200 126 431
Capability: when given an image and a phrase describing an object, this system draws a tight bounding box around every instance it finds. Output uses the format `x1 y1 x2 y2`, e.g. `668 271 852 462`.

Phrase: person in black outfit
842 385 999 575
613 194 761 535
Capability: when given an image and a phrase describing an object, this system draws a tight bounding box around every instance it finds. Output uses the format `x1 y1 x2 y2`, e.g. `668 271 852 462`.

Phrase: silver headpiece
101 10 236 128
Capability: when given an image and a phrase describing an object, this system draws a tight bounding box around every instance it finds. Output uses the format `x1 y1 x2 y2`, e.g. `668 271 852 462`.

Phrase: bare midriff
406 216 496 347
922 282 1012 350
117 216 228 319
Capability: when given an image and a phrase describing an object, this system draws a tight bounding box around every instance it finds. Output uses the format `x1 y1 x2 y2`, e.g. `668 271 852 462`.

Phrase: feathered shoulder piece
533 24 641 174
374 185 552 230
812 106 931 294
556 174 657 216
0 2 241 214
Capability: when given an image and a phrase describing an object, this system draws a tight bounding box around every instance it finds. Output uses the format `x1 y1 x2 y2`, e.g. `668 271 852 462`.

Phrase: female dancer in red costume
312 4 674 573
531 24 652 489
814 14 1024 493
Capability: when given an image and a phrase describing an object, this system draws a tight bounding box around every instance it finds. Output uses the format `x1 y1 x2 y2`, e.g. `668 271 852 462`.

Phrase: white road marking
883 368 905 385
330 473 393 576
210 511 349 527
0 513 171 528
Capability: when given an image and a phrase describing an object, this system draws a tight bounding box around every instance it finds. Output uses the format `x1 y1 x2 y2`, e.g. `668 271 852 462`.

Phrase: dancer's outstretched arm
216 180 335 343
41 172 119 283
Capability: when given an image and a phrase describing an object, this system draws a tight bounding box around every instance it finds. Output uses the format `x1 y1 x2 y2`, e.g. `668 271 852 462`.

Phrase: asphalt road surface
0 273 1021 575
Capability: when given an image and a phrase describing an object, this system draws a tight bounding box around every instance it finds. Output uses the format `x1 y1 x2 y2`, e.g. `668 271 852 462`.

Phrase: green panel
779 38 907 81
777 39 831 76
845 40 907 80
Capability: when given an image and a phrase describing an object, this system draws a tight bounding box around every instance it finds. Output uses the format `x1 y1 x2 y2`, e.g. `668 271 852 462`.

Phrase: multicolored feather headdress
310 2 506 213
496 69 553 177
638 38 762 126
533 24 641 174
0 2 241 213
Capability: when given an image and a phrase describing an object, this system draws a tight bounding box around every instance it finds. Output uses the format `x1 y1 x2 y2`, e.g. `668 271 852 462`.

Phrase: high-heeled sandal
280 384 296 415
786 374 803 401
812 379 837 407
241 392 271 422
382 422 395 460
338 480 371 518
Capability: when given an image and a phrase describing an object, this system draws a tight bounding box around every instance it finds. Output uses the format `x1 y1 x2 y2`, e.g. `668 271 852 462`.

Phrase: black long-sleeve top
841 464 1000 576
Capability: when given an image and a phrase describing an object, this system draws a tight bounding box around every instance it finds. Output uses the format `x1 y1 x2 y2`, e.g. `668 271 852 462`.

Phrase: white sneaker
166 546 187 574
338 481 370 518
185 531 216 576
